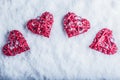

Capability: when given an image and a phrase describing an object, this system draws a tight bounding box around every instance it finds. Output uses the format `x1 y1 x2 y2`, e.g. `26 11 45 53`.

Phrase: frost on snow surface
0 0 120 80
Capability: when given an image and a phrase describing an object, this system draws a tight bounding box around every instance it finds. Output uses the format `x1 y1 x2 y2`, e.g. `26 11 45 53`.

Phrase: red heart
2 30 30 56
89 28 117 55
63 12 90 38
27 12 54 38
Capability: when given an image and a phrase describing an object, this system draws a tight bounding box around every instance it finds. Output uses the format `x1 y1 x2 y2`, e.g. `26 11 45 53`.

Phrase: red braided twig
2 30 30 56
89 28 117 55
63 12 90 37
27 12 54 38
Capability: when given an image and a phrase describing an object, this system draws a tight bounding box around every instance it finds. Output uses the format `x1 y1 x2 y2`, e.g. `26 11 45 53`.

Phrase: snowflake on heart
63 12 90 37
27 12 54 38
89 28 118 55
2 30 30 56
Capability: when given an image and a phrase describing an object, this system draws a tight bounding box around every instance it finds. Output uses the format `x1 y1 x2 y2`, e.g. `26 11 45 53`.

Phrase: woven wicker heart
27 12 54 38
2 30 30 56
89 28 117 55
63 12 90 37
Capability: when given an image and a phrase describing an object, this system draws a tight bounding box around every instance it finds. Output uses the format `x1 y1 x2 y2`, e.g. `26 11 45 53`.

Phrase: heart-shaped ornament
27 12 54 38
63 12 90 38
2 30 30 56
89 28 117 55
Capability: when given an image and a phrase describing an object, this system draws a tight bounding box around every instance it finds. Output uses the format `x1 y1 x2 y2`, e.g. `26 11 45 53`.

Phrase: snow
0 0 120 79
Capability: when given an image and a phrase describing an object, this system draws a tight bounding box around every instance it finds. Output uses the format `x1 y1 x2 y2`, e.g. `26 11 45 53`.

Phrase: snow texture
0 0 120 80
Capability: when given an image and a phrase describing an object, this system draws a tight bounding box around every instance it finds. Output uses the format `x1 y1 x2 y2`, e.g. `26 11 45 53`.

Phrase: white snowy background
0 0 120 80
